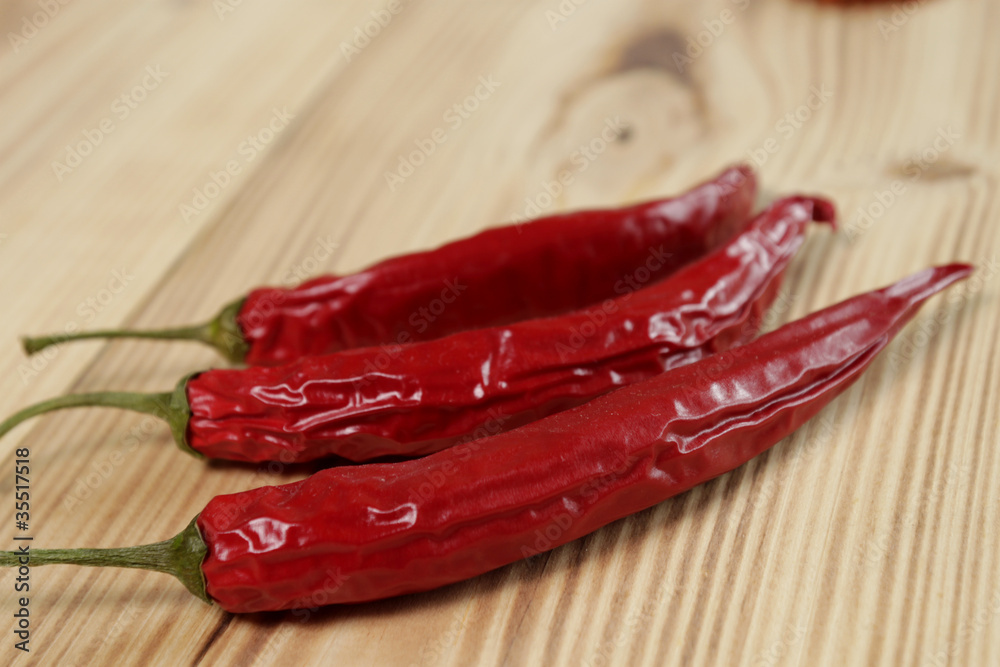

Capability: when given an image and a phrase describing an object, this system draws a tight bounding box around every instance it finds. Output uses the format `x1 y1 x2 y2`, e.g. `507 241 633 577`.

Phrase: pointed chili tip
937 262 975 280
887 262 975 301
807 196 837 229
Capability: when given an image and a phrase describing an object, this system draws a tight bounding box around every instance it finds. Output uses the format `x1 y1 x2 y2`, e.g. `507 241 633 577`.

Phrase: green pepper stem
21 298 249 364
0 516 211 604
24 324 211 352
0 374 199 457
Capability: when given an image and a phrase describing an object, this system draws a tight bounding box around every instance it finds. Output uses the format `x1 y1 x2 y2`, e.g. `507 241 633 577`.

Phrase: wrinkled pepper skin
197 263 971 612
237 165 757 365
187 196 834 463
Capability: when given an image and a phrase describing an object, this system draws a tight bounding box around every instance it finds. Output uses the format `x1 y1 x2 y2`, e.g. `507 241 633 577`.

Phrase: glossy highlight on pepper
0 263 971 612
21 165 757 365
0 195 831 463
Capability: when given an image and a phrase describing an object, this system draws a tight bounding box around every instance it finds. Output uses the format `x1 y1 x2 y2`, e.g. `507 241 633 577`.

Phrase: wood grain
1 0 997 665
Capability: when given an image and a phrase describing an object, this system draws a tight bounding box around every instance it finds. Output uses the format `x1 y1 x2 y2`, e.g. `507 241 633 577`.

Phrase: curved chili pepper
0 196 831 463
1 264 971 611
21 166 757 364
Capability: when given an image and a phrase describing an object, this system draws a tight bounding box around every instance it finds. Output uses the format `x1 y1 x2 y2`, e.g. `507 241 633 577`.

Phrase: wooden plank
1 0 997 665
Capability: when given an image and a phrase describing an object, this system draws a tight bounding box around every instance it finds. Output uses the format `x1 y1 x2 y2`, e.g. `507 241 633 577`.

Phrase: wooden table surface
1 1 998 665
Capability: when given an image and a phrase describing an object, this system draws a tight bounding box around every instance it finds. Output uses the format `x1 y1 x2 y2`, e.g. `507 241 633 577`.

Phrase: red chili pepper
0 196 831 463
21 166 757 365
1 264 970 612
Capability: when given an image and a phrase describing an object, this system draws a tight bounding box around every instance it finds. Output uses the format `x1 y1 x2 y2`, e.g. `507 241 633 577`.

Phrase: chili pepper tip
809 197 837 227
889 262 974 300
20 298 249 364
